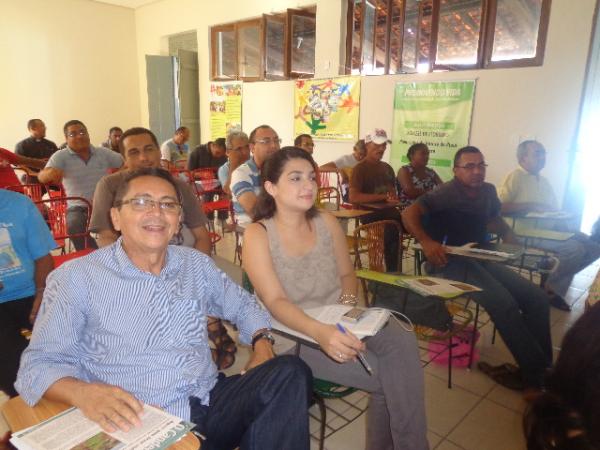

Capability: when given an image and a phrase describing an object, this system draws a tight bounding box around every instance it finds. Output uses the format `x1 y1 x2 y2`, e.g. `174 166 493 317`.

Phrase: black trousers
0 296 34 397
190 355 312 450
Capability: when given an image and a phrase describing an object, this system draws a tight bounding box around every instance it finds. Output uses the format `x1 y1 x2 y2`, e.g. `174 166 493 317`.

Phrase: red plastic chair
5 184 44 202
52 248 95 267
35 196 93 253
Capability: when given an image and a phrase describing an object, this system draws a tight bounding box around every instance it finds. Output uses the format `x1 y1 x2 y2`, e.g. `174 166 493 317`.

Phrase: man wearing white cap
349 129 402 271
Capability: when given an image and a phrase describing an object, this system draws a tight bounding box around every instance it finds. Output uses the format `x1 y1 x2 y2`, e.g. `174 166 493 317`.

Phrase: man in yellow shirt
498 140 600 310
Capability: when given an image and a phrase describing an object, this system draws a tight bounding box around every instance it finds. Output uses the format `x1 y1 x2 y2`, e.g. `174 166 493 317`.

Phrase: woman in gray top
243 147 429 450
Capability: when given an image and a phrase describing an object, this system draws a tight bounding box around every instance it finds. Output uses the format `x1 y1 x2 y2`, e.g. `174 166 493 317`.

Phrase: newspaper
397 277 482 298
10 404 194 450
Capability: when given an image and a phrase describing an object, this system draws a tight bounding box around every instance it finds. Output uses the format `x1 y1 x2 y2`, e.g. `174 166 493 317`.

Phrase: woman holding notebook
243 147 428 450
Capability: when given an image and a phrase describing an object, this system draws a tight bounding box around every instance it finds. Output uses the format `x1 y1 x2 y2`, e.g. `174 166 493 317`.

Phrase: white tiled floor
2 227 597 450
211 230 597 450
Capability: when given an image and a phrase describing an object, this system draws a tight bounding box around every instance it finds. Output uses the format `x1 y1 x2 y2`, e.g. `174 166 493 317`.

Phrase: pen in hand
442 235 448 246
336 323 373 376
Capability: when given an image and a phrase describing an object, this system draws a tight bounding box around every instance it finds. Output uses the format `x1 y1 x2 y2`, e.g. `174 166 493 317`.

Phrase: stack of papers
271 304 390 344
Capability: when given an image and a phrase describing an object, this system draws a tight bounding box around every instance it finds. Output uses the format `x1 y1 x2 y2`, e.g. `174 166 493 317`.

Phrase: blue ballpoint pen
336 323 373 375
442 235 448 246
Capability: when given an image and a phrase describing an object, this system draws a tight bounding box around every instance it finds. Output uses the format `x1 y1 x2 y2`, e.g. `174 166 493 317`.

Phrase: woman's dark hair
407 143 428 161
523 302 600 449
253 146 319 222
113 167 182 207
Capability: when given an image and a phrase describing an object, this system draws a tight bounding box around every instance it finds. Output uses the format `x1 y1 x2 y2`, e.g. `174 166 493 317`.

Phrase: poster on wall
391 80 476 181
209 81 243 140
294 76 361 141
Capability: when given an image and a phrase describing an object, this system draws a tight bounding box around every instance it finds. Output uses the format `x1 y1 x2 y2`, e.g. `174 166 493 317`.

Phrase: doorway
145 31 201 149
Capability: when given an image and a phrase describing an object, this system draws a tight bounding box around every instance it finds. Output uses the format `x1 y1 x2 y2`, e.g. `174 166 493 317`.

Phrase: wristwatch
251 330 275 350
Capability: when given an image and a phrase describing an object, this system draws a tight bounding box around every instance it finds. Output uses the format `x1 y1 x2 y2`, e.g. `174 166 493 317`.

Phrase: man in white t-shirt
160 127 190 165
320 139 366 201
320 139 366 183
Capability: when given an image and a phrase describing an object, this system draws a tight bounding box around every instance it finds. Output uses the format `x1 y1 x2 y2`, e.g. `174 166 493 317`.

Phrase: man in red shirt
0 148 46 188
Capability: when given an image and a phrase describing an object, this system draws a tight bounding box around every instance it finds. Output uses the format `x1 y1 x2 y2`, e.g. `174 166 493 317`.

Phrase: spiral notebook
271 304 390 344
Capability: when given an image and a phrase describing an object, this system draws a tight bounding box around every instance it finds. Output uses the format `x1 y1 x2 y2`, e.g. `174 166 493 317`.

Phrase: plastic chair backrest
35 196 92 244
5 184 44 202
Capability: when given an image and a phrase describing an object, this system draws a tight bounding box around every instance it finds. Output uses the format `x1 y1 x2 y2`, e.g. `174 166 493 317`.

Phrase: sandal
208 319 237 370
478 361 524 391
210 348 235 371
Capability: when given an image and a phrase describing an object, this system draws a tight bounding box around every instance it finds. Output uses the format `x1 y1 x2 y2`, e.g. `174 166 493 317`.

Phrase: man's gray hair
226 130 249 149
517 140 543 161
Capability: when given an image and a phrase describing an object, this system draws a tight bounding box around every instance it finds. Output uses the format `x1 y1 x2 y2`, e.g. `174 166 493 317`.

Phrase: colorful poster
209 81 243 140
391 80 476 181
294 76 360 141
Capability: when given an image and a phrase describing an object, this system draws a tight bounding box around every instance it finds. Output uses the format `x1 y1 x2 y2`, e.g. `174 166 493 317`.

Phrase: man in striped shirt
16 168 312 450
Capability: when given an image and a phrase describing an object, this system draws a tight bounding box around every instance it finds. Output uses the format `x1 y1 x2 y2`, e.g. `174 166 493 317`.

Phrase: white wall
0 0 141 149
134 0 595 205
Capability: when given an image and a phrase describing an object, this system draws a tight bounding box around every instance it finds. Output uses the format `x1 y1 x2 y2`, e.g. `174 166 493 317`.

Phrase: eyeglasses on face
455 163 488 171
254 138 282 146
230 144 250 152
118 197 181 214
67 130 88 138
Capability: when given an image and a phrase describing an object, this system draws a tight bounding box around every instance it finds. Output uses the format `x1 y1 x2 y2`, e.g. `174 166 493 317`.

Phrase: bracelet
338 293 358 306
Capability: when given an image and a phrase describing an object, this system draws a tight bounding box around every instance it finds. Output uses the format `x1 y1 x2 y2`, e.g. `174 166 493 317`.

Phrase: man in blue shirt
0 189 56 397
16 168 311 450
230 125 281 224
38 120 123 250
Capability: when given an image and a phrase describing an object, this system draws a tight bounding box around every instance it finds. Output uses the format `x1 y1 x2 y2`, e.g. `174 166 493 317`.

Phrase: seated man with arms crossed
230 125 281 224
90 127 236 370
16 168 312 450
218 130 251 196
160 126 190 166
402 146 552 398
498 140 600 311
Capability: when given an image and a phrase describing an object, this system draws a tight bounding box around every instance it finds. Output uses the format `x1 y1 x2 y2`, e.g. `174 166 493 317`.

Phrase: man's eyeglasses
254 138 282 146
118 197 182 214
455 163 488 171
230 144 250 152
67 130 88 138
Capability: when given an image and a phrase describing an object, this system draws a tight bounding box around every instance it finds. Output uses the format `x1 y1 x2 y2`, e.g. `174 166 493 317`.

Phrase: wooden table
329 209 371 219
2 396 200 449
359 201 401 210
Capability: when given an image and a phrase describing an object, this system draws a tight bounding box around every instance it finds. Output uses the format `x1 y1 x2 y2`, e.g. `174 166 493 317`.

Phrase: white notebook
271 304 390 345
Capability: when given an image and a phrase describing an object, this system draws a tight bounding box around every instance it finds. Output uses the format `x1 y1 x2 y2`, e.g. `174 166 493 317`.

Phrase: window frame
234 18 264 82
286 8 317 79
262 13 288 81
482 0 552 69
345 0 552 75
210 23 237 81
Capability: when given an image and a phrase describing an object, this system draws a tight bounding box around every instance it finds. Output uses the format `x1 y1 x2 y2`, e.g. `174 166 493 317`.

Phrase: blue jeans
189 355 312 450
432 258 552 387
67 206 97 251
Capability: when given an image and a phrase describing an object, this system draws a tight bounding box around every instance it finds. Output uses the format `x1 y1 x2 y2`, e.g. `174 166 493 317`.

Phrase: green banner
391 80 476 181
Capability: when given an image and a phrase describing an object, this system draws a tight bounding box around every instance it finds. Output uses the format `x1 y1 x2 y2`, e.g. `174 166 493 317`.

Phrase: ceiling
91 0 160 9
